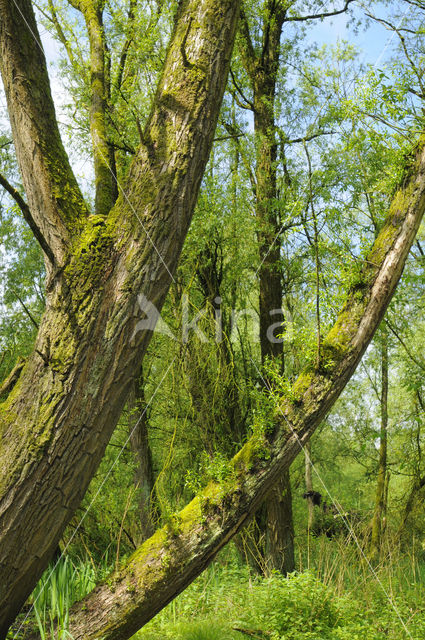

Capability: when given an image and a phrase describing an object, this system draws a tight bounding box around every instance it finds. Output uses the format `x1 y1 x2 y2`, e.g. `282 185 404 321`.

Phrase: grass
10 537 425 640
31 557 98 640
8 557 103 640
134 539 425 640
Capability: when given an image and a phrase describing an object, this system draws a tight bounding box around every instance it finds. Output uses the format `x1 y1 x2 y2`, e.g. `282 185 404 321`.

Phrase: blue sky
306 3 403 66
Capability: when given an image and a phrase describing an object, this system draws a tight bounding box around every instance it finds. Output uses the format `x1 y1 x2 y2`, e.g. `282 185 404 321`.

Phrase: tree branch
0 171 55 264
222 120 257 195
72 0 117 216
33 0 77 66
401 0 425 7
11 290 40 329
0 0 88 264
0 358 26 399
280 130 335 145
238 5 258 81
364 11 425 96
229 67 255 111
285 0 355 22
385 319 425 371
113 0 137 95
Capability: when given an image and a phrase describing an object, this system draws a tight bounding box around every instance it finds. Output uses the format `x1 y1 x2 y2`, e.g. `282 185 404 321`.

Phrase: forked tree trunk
0 0 241 634
2 0 425 637
39 137 425 640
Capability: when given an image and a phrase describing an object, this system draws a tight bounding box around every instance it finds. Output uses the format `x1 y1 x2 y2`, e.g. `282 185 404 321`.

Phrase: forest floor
13 535 425 640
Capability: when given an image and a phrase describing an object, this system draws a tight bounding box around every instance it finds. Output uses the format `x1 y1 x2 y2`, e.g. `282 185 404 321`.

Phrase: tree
0 0 241 634
369 327 389 561
1 1 425 640
237 0 296 576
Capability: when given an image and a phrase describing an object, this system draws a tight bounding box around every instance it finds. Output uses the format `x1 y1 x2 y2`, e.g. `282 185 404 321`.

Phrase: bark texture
0 358 26 399
265 469 295 574
71 0 118 216
0 0 240 634
0 0 88 267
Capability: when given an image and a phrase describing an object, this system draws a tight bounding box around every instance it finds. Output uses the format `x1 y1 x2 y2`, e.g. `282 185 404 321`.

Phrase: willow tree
1 1 425 640
0 0 240 634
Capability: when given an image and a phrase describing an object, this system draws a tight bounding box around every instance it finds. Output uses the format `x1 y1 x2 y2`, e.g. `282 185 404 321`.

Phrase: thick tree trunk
369 327 389 561
53 136 425 640
0 0 241 634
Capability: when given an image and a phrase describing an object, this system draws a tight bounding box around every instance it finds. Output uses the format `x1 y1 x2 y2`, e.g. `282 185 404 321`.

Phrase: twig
0 171 55 264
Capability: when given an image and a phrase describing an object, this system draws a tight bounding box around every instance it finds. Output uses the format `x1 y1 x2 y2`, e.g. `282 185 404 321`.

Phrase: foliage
3 0 425 637
132 557 425 640
25 557 101 639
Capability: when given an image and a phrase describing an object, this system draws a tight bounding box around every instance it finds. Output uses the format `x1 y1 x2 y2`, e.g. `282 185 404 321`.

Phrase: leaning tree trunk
0 0 241 634
39 135 425 640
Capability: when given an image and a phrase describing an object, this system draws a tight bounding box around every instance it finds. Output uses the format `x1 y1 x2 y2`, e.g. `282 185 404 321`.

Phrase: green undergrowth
11 544 425 640
133 557 425 640
7 557 107 640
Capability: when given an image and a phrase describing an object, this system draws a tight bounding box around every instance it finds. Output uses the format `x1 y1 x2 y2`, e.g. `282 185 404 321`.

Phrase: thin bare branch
0 171 55 264
229 67 255 111
386 319 425 371
364 11 425 96
285 0 355 22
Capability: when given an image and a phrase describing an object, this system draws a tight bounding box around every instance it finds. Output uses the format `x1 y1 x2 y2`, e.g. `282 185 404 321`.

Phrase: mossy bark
57 120 425 640
0 357 26 399
0 0 88 268
0 0 241 635
76 0 118 216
